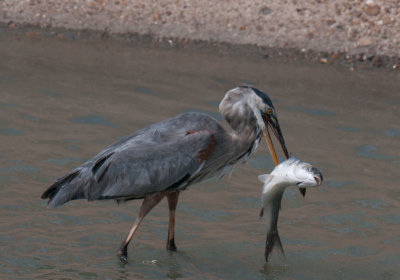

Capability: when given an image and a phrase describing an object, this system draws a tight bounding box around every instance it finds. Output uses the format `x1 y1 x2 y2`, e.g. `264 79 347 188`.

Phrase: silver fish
258 156 323 262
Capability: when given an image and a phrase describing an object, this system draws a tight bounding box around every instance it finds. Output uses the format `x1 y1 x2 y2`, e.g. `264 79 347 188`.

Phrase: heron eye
266 108 273 115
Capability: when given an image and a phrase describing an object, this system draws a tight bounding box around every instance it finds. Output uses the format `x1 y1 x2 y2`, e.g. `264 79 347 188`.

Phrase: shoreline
2 22 399 71
1 0 400 62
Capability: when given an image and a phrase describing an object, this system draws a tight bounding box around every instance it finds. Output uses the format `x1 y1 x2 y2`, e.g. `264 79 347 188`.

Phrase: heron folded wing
87 130 215 200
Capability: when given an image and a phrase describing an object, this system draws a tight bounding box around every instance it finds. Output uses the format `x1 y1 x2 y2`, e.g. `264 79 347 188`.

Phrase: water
1 30 400 280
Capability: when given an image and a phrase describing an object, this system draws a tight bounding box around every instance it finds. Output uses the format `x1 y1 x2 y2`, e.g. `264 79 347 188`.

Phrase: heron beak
262 115 289 166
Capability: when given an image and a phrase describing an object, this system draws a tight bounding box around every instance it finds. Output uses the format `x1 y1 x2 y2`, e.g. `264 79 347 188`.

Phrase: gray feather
42 112 242 207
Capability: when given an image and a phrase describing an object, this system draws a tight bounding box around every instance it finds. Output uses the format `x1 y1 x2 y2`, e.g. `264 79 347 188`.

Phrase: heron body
41 86 289 260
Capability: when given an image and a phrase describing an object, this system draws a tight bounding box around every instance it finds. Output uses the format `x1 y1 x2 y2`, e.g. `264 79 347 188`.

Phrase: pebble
260 6 272 15
372 56 383 67
320 58 328 64
363 4 381 16
0 0 399 66
357 36 373 47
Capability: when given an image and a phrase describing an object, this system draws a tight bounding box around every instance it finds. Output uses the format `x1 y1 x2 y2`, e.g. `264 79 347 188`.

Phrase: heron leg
166 191 180 251
117 192 166 261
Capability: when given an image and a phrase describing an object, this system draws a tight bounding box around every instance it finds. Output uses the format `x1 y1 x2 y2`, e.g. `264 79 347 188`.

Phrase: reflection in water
164 252 183 279
259 262 287 279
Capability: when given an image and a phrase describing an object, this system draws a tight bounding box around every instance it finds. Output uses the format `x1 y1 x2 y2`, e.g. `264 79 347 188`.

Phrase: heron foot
117 247 128 262
166 238 177 251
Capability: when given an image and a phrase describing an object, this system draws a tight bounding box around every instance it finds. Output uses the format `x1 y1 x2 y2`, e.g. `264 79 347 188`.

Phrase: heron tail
41 169 85 208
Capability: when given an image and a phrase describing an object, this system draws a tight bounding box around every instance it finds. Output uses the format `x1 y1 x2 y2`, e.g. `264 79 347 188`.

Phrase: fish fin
265 230 285 262
259 208 264 218
258 174 272 183
275 233 285 255
299 187 306 197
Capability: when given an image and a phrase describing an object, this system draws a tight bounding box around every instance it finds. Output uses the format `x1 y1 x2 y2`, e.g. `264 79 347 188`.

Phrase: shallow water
1 30 399 279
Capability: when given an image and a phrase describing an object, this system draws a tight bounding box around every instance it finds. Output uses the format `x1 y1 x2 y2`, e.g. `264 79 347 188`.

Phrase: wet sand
2 22 400 71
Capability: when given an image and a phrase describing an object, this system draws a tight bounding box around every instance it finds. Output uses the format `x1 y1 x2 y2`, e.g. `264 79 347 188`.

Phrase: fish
258 156 323 262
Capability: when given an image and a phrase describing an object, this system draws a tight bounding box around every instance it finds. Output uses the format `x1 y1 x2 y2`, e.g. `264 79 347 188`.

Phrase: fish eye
266 108 273 115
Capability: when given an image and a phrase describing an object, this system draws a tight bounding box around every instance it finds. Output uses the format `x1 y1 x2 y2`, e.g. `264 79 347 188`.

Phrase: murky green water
1 29 399 279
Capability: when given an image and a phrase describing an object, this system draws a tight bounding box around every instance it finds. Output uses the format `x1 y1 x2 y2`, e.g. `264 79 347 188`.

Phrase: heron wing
86 130 215 200
42 112 222 207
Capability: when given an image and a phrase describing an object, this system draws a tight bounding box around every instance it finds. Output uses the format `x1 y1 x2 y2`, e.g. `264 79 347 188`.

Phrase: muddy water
1 29 399 280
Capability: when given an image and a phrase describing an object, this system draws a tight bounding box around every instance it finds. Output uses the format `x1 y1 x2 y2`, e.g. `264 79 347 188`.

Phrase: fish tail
264 230 285 262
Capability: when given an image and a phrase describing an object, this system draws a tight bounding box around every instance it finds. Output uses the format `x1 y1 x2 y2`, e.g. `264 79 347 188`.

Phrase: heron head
220 86 289 166
246 87 289 165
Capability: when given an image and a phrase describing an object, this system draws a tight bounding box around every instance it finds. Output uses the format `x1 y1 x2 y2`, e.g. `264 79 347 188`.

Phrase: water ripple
72 115 116 128
336 126 362 132
380 214 400 225
325 180 355 189
1 102 20 108
384 129 400 137
284 106 336 116
356 145 395 160
355 198 388 210
0 127 23 136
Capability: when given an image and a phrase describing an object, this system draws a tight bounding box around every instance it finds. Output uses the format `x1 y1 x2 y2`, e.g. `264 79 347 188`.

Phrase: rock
372 56 383 67
348 28 358 39
320 58 328 64
357 36 373 47
381 15 391 25
343 3 352 10
25 31 41 38
8 22 17 29
260 6 272 15
326 19 336 26
353 10 362 17
363 4 381 16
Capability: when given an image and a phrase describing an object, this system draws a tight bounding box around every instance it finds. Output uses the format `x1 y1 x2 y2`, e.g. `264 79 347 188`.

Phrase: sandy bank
1 0 399 68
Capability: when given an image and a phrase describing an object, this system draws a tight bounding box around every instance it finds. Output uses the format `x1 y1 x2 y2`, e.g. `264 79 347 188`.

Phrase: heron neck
230 125 260 155
219 95 260 155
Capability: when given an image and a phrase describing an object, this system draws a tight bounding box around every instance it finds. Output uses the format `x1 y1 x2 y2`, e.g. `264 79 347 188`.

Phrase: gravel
1 0 399 67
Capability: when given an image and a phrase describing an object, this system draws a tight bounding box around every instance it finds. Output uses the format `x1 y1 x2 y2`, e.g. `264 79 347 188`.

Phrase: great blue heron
41 86 292 260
